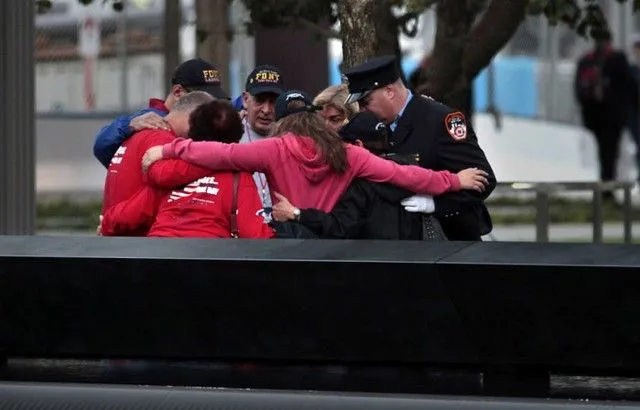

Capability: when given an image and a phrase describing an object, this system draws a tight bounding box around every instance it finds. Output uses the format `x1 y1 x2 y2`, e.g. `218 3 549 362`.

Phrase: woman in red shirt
147 100 274 238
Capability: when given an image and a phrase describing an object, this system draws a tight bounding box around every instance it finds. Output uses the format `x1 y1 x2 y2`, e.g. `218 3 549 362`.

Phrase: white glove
401 195 435 214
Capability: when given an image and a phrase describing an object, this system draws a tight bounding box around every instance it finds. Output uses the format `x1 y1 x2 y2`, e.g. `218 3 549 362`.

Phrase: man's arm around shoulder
93 107 166 168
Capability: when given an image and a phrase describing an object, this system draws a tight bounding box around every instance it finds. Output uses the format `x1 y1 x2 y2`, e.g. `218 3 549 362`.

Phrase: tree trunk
337 0 377 69
337 0 400 70
196 0 230 92
163 0 181 95
416 0 528 111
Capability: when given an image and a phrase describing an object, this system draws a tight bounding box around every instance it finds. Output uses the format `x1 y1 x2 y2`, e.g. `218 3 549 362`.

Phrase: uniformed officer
343 55 497 240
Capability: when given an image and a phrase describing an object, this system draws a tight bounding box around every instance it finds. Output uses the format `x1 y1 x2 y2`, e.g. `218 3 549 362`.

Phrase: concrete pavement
484 222 640 242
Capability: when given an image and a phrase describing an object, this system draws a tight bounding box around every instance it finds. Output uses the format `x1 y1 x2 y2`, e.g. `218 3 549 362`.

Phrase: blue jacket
232 95 244 111
93 105 168 168
94 96 245 168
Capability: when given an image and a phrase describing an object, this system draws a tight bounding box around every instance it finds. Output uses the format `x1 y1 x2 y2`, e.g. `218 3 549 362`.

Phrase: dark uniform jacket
389 96 497 240
297 156 425 240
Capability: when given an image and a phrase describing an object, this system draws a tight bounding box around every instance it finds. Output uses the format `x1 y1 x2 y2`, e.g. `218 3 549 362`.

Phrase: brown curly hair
188 100 243 143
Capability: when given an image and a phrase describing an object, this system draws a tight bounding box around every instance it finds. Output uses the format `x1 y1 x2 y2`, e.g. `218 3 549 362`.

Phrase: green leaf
35 0 52 13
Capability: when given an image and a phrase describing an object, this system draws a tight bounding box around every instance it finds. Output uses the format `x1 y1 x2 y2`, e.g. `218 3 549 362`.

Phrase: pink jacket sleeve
347 145 461 195
161 137 276 174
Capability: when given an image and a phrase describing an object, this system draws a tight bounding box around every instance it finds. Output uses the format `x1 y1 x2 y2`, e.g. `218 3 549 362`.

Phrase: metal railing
496 181 635 244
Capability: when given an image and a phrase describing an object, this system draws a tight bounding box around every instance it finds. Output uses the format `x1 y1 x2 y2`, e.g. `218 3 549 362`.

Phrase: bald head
170 91 215 112
166 91 215 137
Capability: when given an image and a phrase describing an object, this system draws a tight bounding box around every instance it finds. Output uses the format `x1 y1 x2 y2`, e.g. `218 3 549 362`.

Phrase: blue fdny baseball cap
275 89 320 121
339 112 388 143
245 65 285 96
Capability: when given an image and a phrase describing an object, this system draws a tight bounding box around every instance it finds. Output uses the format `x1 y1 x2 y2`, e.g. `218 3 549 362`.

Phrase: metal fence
498 181 635 244
35 0 255 114
35 0 166 113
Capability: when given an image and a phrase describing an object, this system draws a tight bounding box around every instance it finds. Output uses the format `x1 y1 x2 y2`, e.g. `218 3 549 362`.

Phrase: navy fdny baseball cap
339 112 389 144
275 89 320 121
171 58 229 100
343 55 400 104
246 65 285 96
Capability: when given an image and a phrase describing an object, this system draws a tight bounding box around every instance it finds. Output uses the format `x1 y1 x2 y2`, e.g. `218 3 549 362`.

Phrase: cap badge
286 92 304 101
202 69 220 83
255 70 280 83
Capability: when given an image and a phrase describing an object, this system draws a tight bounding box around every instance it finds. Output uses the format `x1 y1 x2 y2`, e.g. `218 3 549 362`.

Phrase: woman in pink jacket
142 90 489 213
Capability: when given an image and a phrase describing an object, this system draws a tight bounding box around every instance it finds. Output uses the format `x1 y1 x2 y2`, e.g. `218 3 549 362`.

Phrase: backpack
576 50 611 104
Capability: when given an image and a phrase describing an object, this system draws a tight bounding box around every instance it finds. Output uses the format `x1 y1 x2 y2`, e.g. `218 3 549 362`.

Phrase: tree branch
417 0 476 99
415 0 528 107
461 0 529 81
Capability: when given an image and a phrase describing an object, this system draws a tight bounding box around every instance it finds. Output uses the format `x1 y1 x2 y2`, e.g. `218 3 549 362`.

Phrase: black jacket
575 47 634 128
389 96 497 240
297 155 426 240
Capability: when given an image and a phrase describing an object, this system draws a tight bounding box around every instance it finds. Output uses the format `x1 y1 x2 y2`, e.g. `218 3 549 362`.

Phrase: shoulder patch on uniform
444 112 467 141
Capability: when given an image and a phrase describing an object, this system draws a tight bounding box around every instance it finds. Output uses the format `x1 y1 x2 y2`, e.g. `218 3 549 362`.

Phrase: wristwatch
292 208 301 221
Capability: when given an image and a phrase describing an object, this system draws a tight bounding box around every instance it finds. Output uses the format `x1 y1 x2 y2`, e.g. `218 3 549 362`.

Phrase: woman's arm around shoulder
160 136 282 174
346 144 488 195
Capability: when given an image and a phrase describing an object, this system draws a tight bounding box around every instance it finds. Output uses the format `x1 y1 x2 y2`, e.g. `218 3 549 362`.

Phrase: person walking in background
627 35 640 181
575 31 634 198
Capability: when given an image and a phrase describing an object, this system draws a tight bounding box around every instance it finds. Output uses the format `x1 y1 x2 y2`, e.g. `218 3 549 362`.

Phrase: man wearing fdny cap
93 58 229 168
343 55 496 240
239 65 285 214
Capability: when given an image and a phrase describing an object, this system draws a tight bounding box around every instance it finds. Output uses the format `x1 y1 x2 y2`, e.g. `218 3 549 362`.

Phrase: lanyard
244 120 272 211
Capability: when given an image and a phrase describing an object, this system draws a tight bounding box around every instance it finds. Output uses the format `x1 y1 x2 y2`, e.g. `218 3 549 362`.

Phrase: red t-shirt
148 171 274 238
101 129 211 236
102 129 173 211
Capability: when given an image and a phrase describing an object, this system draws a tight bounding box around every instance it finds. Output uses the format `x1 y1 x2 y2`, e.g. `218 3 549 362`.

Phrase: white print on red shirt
110 146 127 166
168 176 219 203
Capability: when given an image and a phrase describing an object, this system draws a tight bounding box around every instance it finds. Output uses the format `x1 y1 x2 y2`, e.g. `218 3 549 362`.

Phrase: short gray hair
171 91 215 112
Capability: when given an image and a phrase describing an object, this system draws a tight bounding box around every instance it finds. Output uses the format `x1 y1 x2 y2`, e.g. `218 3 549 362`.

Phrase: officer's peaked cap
343 55 400 104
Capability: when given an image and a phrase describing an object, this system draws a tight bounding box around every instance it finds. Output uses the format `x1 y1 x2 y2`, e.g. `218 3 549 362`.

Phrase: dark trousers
592 121 622 182
627 112 640 179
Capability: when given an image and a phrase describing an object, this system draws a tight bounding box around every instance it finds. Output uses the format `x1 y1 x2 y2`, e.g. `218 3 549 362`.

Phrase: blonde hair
313 84 359 119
